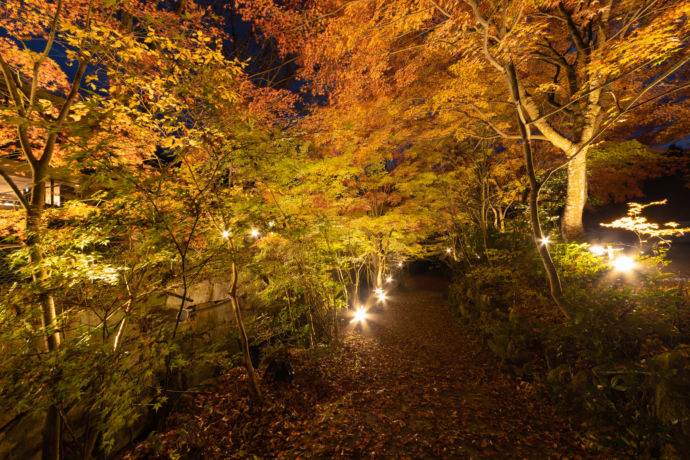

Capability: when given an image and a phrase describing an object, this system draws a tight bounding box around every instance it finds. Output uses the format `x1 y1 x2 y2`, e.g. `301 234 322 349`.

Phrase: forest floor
124 275 601 459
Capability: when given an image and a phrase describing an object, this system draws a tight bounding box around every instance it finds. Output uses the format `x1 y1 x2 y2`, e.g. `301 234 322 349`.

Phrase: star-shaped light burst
351 306 368 324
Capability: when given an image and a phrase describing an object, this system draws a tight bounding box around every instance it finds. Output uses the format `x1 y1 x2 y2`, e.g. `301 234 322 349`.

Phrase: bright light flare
268 221 275 227
351 306 367 324
589 245 606 256
221 230 230 239
539 236 550 245
374 288 383 295
445 248 452 254
250 228 260 238
398 262 403 267
386 276 393 283
612 256 635 272
377 292 387 302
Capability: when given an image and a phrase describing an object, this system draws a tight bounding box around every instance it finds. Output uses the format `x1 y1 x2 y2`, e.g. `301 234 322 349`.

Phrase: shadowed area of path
341 274 594 458
125 275 598 459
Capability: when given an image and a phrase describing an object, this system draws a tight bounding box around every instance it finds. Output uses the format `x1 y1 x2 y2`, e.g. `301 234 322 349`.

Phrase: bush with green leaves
449 239 690 457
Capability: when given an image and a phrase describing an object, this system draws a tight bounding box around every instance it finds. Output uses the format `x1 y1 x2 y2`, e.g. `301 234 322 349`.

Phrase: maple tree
237 0 690 313
0 1 231 457
1 1 689 458
239 0 690 237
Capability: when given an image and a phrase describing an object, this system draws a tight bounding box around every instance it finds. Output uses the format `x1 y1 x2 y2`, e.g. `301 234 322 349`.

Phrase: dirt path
126 275 597 459
335 275 593 458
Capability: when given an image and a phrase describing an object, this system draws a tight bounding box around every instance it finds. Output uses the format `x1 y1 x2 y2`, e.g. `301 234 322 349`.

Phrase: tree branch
0 167 29 210
429 0 451 18
0 52 26 115
28 0 65 116
539 53 690 191
39 58 88 167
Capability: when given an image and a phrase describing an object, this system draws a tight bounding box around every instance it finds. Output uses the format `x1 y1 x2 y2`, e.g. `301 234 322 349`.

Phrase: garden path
125 275 599 459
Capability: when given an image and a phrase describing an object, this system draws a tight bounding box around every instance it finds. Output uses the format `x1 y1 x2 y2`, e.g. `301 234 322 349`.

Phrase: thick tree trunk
229 262 262 401
562 146 588 241
479 180 489 251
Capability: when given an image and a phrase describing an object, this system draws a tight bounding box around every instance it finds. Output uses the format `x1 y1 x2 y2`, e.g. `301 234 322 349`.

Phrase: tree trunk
375 256 383 290
25 170 63 460
527 181 567 317
42 406 61 460
229 262 262 401
505 63 569 319
479 180 489 252
561 145 588 241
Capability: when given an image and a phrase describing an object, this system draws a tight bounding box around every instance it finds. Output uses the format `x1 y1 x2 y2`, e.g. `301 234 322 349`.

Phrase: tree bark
561 145 588 240
24 168 63 460
375 255 384 290
229 262 262 401
505 63 569 319
42 406 61 460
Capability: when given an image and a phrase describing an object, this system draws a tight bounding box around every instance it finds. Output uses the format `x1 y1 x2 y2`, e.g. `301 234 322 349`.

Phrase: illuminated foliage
601 199 690 248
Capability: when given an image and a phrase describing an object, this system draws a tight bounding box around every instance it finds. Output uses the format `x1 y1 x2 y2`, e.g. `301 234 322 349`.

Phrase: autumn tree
237 0 690 313
0 1 226 457
240 0 689 240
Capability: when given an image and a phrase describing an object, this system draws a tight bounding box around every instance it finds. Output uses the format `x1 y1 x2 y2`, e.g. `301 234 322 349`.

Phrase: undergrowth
449 236 690 458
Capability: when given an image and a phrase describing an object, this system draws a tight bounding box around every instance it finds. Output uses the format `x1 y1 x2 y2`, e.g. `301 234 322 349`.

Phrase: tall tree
0 1 223 457
237 0 689 312
238 0 690 242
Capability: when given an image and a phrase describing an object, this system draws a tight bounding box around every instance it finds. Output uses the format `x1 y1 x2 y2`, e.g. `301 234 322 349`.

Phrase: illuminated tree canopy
1 1 689 458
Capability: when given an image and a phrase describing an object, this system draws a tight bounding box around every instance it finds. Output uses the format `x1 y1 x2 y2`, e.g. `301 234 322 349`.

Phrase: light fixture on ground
377 291 387 302
589 245 605 256
612 256 635 272
351 306 367 324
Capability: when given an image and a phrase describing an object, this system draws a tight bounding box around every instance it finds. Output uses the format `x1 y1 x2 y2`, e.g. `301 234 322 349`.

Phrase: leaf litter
123 277 600 459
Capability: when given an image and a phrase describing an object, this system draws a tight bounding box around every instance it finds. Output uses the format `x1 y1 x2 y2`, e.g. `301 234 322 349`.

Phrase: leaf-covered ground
124 276 599 459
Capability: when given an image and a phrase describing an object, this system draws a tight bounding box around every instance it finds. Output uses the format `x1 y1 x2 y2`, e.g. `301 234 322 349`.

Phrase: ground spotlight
589 245 606 256
351 306 367 324
612 256 635 272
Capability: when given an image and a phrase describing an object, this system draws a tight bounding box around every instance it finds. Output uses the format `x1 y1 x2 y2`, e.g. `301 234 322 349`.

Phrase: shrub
449 241 690 457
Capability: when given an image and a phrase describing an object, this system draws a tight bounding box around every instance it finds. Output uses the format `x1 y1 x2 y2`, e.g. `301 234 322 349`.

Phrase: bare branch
428 0 451 18
0 52 26 115
0 167 30 210
28 0 65 116
39 58 88 167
